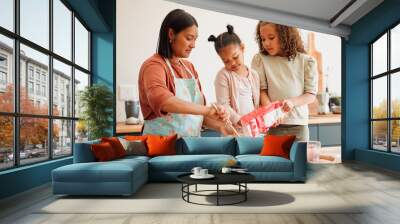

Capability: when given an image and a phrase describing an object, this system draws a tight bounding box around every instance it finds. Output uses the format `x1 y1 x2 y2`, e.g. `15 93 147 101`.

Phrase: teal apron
142 59 204 137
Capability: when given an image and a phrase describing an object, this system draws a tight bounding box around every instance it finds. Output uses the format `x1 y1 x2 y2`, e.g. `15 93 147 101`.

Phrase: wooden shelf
116 122 143 134
309 114 341 124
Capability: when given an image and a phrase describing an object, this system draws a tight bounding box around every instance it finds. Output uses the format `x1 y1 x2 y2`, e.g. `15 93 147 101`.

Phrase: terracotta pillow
124 135 148 142
91 142 117 161
259 135 296 159
146 134 177 157
101 137 126 158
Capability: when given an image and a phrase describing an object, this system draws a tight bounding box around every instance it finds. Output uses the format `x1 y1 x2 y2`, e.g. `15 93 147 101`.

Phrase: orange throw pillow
101 137 127 158
259 135 296 159
146 134 177 157
91 142 117 161
124 135 148 142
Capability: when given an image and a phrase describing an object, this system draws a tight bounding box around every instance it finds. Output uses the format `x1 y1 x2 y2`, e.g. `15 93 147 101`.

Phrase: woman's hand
281 99 295 113
205 105 230 122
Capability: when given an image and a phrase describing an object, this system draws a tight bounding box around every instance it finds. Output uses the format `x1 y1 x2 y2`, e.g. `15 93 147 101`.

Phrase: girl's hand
234 120 243 129
218 123 238 136
272 117 285 128
281 99 294 113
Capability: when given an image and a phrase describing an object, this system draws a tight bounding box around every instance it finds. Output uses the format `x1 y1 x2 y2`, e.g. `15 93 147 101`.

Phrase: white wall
116 0 341 122
116 0 258 122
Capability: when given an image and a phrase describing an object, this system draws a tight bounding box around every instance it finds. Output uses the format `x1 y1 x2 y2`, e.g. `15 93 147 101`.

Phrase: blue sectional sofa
52 137 307 196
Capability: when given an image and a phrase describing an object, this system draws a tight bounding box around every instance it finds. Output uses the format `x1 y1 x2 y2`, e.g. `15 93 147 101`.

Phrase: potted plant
79 84 113 140
329 96 341 114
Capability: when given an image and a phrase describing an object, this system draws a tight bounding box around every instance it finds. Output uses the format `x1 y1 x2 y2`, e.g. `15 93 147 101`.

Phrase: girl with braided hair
209 25 260 136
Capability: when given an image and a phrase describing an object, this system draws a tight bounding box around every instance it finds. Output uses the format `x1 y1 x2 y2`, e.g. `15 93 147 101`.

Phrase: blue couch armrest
289 141 307 182
73 140 100 163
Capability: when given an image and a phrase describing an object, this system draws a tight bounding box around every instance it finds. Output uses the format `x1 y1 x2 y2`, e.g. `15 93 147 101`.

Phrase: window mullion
13 0 20 167
71 10 76 154
387 29 391 152
370 45 373 149
48 0 54 160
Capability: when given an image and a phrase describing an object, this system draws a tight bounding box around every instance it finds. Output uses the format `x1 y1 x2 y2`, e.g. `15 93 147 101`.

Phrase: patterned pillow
119 137 147 156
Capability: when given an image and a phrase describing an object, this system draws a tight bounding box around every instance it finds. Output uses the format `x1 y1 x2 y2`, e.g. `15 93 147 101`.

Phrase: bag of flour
240 102 286 137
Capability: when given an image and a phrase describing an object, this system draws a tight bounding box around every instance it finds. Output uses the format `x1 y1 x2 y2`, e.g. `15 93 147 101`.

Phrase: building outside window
35 70 40 81
28 66 34 80
28 81 34 94
41 73 46 83
0 54 7 89
42 85 46 97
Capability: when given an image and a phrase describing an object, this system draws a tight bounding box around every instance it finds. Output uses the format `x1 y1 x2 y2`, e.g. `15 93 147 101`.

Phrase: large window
0 0 91 171
371 23 400 153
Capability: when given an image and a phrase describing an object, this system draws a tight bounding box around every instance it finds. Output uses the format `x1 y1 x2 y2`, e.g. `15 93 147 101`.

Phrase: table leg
217 184 219 206
245 183 247 201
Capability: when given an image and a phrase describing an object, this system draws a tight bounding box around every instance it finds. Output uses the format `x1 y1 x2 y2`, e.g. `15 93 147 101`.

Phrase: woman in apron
138 9 232 137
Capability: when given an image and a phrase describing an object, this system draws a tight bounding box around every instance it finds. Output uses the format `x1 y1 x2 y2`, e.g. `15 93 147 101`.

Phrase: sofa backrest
235 137 264 155
73 140 100 163
177 137 236 155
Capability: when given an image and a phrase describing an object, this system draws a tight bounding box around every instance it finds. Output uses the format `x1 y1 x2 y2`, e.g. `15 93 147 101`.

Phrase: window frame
370 21 400 154
0 0 92 171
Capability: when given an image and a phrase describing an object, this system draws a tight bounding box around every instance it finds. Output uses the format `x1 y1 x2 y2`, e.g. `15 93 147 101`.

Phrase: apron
142 59 204 137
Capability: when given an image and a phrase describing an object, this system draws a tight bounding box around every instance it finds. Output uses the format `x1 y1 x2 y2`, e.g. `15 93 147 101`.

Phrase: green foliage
329 96 341 106
79 84 113 140
372 99 400 140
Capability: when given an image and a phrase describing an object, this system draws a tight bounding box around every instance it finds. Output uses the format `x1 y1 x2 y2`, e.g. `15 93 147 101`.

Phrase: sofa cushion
115 155 150 163
147 134 177 157
235 137 263 155
260 135 296 159
148 154 235 172
52 158 147 183
177 137 236 155
236 155 293 172
124 135 148 142
119 138 148 156
91 142 118 161
101 137 127 158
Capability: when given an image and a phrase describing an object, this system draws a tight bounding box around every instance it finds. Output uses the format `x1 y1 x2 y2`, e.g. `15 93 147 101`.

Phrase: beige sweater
251 53 318 125
214 67 260 124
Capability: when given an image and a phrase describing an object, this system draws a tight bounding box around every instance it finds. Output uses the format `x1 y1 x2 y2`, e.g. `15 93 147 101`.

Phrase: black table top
177 172 255 185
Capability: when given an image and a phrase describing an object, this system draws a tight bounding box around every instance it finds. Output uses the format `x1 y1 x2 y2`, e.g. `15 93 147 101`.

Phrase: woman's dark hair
208 25 242 53
255 21 305 60
157 9 198 58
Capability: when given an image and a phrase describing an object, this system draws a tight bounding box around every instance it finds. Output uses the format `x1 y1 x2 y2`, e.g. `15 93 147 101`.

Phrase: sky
0 0 89 75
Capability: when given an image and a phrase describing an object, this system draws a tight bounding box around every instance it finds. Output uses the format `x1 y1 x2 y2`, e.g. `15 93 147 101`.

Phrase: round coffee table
177 172 255 206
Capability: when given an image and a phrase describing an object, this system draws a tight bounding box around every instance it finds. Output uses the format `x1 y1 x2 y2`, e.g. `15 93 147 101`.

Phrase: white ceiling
225 0 353 22
167 0 384 37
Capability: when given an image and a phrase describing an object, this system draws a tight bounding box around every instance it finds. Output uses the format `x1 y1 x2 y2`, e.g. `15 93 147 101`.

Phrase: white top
251 53 318 125
236 75 255 116
214 66 260 124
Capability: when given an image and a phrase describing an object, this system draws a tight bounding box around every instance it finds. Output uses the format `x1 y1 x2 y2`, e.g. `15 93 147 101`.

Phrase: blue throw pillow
235 137 264 155
178 137 236 155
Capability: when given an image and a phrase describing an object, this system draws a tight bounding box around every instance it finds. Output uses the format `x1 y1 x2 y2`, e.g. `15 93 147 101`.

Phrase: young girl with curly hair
251 21 318 141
